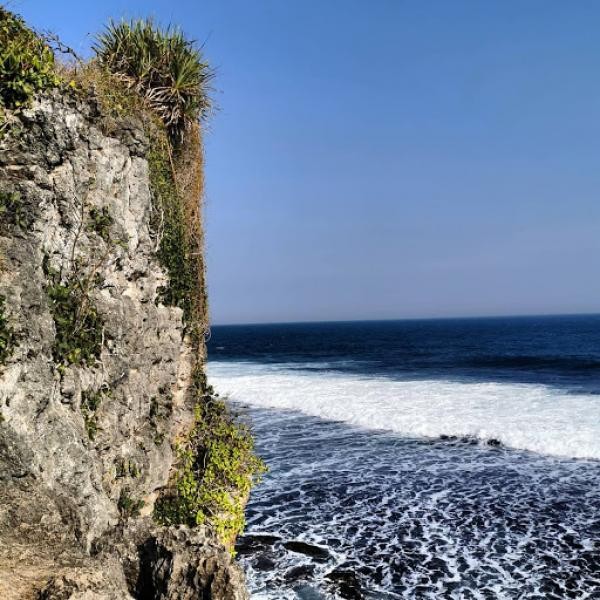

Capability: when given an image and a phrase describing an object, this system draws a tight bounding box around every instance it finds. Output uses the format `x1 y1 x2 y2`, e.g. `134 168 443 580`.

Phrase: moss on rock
147 133 200 330
0 189 27 231
80 388 108 440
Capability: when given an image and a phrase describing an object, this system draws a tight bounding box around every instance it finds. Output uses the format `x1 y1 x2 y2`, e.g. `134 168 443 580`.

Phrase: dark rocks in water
439 434 479 446
441 434 502 447
253 553 277 571
236 533 281 555
325 569 362 600
284 564 316 582
284 540 330 561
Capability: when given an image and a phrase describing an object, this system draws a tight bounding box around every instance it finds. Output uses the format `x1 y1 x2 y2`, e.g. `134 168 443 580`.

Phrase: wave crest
208 360 600 460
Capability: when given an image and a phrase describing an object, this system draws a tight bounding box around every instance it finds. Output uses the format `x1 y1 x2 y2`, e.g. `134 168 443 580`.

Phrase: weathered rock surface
0 93 247 598
33 524 248 600
135 526 249 600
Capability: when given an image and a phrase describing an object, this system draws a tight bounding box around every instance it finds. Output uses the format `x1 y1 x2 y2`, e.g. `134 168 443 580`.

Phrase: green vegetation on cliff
0 189 27 230
0 8 59 111
45 270 104 368
155 376 266 546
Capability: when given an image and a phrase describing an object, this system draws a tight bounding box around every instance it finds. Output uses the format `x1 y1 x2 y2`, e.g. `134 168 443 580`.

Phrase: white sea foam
208 360 600 460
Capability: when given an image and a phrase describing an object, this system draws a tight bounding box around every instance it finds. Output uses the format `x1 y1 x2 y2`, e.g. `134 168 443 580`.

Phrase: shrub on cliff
0 8 59 110
93 19 212 142
155 385 267 547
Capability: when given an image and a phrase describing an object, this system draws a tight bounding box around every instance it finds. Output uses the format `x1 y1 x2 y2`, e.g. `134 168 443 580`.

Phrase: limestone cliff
0 90 248 598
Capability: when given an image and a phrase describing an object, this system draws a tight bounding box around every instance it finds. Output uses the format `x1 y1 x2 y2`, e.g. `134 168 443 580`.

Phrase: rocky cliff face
0 93 248 599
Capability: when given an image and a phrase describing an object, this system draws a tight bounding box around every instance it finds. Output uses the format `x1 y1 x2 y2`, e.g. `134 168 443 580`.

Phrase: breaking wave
208 360 600 460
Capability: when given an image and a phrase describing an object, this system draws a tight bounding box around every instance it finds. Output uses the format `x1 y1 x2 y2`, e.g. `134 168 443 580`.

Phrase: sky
11 0 600 324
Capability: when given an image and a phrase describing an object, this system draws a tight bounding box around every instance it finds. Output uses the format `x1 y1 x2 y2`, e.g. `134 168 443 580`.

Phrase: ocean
207 315 600 599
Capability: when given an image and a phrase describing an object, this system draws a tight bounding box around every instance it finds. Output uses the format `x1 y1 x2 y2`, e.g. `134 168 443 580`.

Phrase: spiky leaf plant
93 19 212 143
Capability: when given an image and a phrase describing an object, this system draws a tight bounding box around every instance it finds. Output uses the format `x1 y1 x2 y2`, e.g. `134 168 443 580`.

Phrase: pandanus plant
93 19 213 143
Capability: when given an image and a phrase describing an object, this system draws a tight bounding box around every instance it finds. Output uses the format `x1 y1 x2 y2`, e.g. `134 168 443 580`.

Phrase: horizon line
210 310 600 328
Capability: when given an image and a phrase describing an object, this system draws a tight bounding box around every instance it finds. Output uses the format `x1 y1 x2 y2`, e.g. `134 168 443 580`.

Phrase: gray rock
324 569 362 600
0 93 246 598
135 526 249 600
284 540 330 561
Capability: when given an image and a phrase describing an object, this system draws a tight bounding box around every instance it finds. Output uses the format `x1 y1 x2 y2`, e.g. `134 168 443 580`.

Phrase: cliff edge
0 10 260 599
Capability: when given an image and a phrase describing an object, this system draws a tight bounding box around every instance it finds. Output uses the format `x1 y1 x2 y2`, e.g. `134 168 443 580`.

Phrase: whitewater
208 360 600 459
207 317 600 598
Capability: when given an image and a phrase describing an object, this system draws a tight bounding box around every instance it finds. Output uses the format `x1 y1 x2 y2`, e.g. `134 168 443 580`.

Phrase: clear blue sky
13 0 600 324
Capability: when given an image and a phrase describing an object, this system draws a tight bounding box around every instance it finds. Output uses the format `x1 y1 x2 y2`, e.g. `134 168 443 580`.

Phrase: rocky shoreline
236 533 362 600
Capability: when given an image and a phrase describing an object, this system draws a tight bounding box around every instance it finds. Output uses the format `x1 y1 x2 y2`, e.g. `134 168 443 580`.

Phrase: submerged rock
253 554 277 572
284 564 316 582
236 533 282 555
325 568 363 600
284 540 330 561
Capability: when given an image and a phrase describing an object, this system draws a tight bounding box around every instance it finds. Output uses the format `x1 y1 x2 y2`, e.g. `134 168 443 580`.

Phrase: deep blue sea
207 316 600 600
